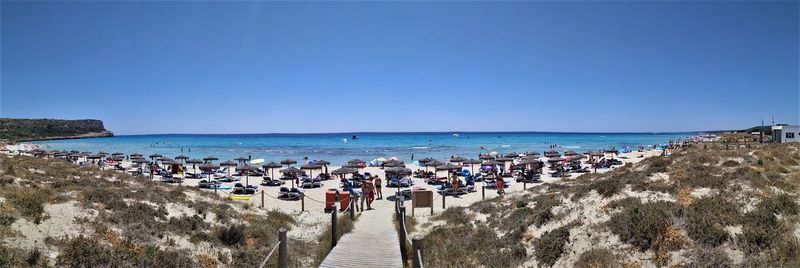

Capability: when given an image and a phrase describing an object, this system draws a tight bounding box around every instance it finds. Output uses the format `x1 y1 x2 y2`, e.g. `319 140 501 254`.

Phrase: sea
26 132 694 165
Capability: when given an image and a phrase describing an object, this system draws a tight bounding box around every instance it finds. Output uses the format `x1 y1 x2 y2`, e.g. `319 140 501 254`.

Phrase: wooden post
331 209 338 248
412 235 423 268
301 193 305 212
278 228 288 268
482 186 485 200
399 206 408 259
350 196 355 220
441 193 446 209
260 190 265 208
523 181 526 190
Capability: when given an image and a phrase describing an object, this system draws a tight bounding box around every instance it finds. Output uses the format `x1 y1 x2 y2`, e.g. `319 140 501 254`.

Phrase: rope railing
257 241 281 268
395 194 424 268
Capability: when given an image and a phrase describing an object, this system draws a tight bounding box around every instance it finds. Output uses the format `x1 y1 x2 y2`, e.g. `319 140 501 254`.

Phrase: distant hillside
0 118 113 142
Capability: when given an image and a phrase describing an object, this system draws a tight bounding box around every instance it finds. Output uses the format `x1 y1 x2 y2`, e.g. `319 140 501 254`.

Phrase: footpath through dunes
320 200 403 268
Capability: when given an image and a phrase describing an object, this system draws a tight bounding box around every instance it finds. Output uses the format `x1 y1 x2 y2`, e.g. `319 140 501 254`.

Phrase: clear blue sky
2 1 798 134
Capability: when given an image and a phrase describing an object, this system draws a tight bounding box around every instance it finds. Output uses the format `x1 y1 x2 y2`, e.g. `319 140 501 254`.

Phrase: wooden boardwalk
319 203 403 268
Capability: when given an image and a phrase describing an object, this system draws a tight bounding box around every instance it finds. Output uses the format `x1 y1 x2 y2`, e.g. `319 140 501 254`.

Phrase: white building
772 125 800 143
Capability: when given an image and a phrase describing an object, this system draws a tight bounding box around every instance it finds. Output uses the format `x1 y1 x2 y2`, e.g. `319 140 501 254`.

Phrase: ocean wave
413 146 429 149
501 145 511 147
562 145 581 149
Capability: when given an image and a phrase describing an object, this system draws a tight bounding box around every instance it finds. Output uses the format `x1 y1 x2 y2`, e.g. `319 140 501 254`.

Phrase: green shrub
685 196 740 246
758 194 799 216
721 160 739 167
167 215 208 235
5 187 51 223
608 200 676 251
575 248 619 268
56 235 116 267
535 225 571 267
738 207 784 253
217 224 246 246
423 224 526 267
434 206 473 225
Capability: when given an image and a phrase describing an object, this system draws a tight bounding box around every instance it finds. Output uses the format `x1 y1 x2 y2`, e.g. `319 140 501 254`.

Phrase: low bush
535 225 571 267
684 246 732 268
4 187 51 223
575 248 619 268
423 223 526 267
721 160 739 167
434 206 473 225
685 196 740 246
737 207 785 253
217 224 246 246
757 193 799 216
608 200 676 251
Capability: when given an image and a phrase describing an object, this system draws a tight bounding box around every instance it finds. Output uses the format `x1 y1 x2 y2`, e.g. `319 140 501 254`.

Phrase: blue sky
2 1 798 134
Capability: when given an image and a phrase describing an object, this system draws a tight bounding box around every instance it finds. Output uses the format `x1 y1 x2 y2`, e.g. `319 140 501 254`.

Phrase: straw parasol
385 167 412 176
186 159 203 174
238 165 257 186
149 153 162 162
234 157 249 165
199 163 221 192
547 157 565 163
262 162 283 179
220 160 237 178
564 150 578 156
449 156 466 163
314 160 331 174
544 150 560 158
280 159 297 167
418 157 435 164
479 154 494 160
463 158 483 175
280 166 302 187
130 153 142 158
435 163 462 177
300 163 322 178
424 160 444 172
203 156 219 163
383 160 404 168
175 155 189 162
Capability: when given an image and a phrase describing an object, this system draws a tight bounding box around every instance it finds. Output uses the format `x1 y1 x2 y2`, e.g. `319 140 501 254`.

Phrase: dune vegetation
0 155 337 267
420 141 800 267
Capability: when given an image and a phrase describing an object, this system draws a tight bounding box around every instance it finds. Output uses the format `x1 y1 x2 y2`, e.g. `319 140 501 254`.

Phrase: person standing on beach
373 176 383 200
496 179 505 196
361 178 374 210
451 173 460 197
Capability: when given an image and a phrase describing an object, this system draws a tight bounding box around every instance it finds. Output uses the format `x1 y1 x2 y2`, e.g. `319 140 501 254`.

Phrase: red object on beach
325 190 337 212
339 191 351 212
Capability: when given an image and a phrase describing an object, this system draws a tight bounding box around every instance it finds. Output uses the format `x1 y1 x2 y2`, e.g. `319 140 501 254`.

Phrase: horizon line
110 130 712 136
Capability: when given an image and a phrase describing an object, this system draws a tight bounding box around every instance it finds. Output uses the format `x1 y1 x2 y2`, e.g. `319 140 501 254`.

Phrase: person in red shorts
496 178 505 196
362 178 375 210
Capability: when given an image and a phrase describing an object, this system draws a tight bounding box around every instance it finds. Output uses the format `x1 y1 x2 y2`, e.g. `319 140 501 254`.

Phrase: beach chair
277 187 301 201
399 177 413 187
388 177 400 188
260 176 283 186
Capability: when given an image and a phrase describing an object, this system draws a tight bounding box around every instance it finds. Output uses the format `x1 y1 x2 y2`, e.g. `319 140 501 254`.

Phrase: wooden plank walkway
319 203 403 268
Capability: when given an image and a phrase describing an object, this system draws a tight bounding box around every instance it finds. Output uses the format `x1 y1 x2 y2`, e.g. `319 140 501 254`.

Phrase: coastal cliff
0 118 113 142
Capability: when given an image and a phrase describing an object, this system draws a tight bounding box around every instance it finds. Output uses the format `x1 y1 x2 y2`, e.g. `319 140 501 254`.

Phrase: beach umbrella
203 156 219 163
424 160 444 172
544 150 560 158
132 158 150 164
386 167 412 176
300 164 322 178
149 153 162 161
238 165 257 186
564 150 578 156
463 158 483 174
262 162 282 179
435 163 462 177
383 160 404 168
199 163 221 193
497 156 514 162
280 166 302 187
526 152 541 156
261 162 283 179
348 159 365 165
186 159 203 174
234 157 249 165
280 159 297 167
449 156 466 163
343 163 363 169
97 151 108 156
112 152 124 156
547 157 566 163
479 154 494 160
331 167 357 179
314 160 331 174
175 155 189 162
220 160 237 178
418 157 435 164
130 153 142 158
81 151 92 156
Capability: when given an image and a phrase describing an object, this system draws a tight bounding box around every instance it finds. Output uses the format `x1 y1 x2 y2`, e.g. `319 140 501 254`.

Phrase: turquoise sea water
27 132 694 164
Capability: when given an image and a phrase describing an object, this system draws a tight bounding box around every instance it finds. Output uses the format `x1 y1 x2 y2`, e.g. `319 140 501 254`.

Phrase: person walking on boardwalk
496 178 505 197
373 175 383 200
362 178 375 210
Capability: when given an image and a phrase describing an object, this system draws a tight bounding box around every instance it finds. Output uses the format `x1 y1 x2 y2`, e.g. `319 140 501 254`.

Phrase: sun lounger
260 177 283 186
278 187 301 201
